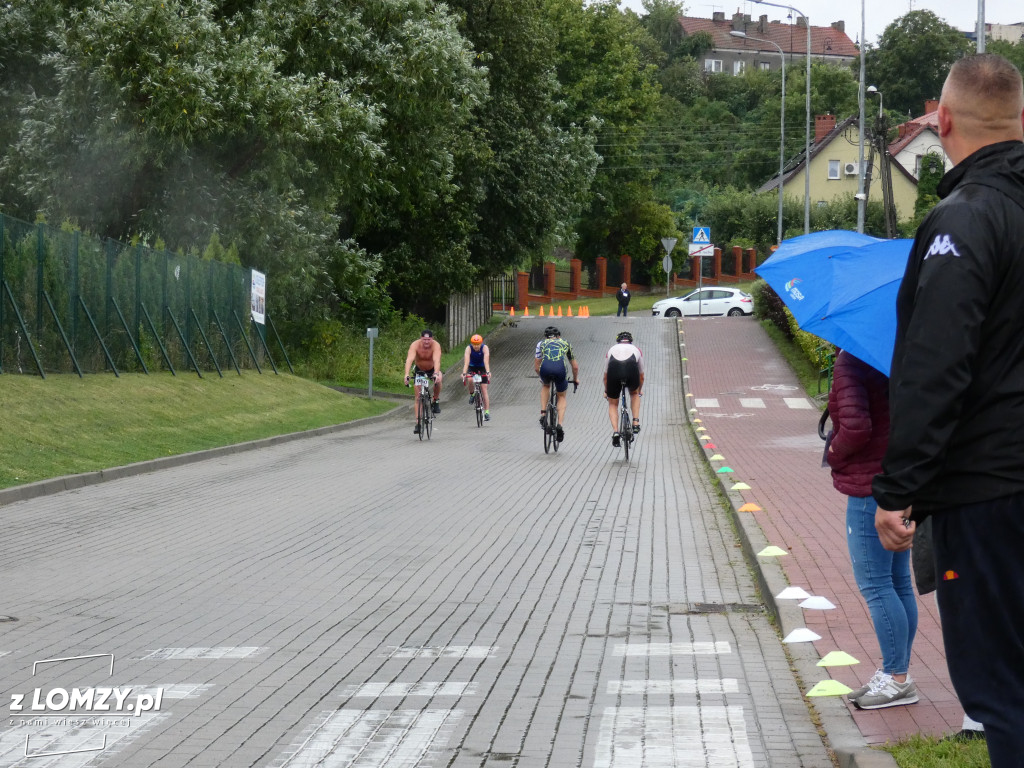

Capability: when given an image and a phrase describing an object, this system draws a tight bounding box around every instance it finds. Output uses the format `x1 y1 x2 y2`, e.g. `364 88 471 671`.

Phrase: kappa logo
924 234 961 259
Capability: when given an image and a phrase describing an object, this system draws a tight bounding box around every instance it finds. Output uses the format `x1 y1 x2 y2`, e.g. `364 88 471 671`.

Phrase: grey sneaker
847 669 886 701
853 674 918 709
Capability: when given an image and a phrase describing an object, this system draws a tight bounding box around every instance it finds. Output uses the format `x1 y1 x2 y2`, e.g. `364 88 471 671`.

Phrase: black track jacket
873 140 1024 516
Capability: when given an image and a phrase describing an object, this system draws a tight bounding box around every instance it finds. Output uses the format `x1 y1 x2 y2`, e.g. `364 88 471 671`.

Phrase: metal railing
0 213 289 378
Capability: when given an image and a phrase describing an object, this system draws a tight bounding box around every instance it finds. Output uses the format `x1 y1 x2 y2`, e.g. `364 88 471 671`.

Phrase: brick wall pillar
620 254 632 286
747 248 758 275
595 256 608 292
570 258 582 295
691 254 701 280
544 262 556 297
713 247 722 280
516 271 530 310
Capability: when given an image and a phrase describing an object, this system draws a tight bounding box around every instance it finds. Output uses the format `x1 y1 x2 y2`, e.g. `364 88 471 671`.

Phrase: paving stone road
0 315 833 767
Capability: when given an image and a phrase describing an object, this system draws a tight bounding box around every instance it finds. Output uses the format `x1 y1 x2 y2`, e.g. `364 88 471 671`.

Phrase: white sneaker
847 669 886 701
853 673 919 709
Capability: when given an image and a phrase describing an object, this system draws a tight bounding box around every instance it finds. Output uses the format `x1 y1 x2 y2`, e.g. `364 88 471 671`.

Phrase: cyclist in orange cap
462 333 492 421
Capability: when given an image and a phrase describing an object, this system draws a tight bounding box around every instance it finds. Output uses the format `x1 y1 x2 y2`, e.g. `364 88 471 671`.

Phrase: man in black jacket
615 283 630 317
873 54 1024 765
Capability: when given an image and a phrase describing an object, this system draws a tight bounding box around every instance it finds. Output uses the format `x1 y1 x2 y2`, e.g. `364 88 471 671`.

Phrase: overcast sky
614 1 1022 47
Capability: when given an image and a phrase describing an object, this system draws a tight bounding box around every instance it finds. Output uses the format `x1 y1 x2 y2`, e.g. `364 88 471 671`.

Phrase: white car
651 287 753 317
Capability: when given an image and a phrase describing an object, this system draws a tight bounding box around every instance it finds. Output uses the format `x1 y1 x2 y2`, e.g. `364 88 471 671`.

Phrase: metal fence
0 214 288 378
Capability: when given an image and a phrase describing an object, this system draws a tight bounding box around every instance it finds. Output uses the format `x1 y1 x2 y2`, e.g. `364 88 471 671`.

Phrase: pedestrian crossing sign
692 227 711 244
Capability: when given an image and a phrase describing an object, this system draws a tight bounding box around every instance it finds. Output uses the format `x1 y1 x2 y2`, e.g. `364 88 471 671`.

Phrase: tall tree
865 11 973 118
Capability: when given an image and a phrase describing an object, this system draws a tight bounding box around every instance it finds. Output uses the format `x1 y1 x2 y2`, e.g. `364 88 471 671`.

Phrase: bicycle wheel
620 393 632 460
417 399 426 441
424 394 433 440
550 401 560 454
543 402 554 454
476 401 483 428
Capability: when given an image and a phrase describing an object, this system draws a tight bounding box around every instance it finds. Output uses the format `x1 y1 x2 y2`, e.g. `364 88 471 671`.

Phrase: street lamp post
856 0 867 233
753 0 811 235
730 30 786 244
867 84 882 118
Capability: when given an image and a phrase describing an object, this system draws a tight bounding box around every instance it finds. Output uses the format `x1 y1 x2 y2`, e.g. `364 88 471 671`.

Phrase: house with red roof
888 100 952 179
679 11 859 75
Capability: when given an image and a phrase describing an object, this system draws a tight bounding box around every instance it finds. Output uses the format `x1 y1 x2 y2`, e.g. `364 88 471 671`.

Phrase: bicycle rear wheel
425 395 433 440
476 402 483 428
418 401 426 441
543 403 555 454
620 393 632 460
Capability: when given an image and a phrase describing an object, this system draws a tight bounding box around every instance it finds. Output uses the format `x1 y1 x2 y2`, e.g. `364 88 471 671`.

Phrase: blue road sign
692 227 711 244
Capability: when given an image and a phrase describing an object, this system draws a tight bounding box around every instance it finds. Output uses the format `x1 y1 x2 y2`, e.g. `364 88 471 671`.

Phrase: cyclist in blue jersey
534 326 579 442
462 334 492 421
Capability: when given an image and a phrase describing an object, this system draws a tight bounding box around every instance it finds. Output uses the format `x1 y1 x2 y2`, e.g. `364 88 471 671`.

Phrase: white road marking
139 647 264 660
342 682 476 698
693 399 720 408
272 709 462 768
608 679 739 695
613 642 731 656
384 646 495 659
0 713 167 768
738 398 765 408
594 706 754 767
783 398 813 409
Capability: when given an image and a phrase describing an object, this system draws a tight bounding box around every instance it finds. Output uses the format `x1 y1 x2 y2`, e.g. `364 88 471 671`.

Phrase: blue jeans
846 495 917 674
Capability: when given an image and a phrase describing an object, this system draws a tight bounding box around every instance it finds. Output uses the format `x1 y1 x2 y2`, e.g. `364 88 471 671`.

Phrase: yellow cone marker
817 651 860 667
731 482 751 490
806 680 853 697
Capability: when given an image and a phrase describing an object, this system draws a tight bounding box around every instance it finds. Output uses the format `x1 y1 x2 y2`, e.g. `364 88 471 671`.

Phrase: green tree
865 11 973 118
913 151 945 223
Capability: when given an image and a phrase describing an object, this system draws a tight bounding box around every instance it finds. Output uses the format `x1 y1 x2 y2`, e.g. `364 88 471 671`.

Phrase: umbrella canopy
756 231 884 329
756 233 912 375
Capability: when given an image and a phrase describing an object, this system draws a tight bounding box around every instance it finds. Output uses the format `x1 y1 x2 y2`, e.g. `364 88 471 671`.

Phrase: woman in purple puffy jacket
827 350 918 710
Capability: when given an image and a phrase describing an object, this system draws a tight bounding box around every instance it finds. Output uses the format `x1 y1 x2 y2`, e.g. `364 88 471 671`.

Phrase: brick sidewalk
679 315 965 746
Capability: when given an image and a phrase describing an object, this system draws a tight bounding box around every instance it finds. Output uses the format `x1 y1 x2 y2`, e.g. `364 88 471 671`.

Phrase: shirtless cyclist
404 329 443 434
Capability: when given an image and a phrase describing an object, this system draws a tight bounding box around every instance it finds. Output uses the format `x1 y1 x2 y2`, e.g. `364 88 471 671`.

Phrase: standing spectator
873 54 1024 765
826 350 918 709
615 283 631 317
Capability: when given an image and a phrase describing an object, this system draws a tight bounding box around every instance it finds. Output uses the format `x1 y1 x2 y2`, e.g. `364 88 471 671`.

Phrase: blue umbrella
756 230 884 329
756 233 912 375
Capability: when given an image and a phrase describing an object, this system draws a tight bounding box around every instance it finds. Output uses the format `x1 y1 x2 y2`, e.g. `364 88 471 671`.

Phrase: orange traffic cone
585 305 591 317
557 306 563 317
549 304 554 316
567 306 573 317
509 306 515 317
539 306 545 317
524 305 530 316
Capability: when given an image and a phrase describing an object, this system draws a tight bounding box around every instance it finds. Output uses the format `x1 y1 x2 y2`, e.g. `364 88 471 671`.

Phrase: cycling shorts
539 360 569 393
606 357 640 399
466 365 489 384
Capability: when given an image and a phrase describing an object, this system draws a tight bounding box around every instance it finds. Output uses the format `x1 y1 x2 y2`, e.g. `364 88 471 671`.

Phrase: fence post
747 248 758 275
620 254 632 286
595 257 607 294
570 259 582 298
516 271 529 310
36 223 45 336
544 262 556 299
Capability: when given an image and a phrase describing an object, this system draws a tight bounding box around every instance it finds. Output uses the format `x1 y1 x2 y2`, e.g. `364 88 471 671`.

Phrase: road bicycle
466 373 485 427
542 379 576 454
618 381 636 460
412 373 434 440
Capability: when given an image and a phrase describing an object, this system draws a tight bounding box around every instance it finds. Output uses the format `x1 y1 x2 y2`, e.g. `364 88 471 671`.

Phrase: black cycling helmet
544 326 560 338
616 331 633 343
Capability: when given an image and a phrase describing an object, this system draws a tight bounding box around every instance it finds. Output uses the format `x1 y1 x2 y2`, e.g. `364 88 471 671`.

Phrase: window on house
827 160 841 180
704 59 723 73
758 61 771 71
914 155 922 177
733 60 745 75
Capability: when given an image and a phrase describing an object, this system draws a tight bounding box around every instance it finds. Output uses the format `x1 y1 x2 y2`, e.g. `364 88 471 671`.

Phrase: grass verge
883 733 990 768
0 372 395 490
